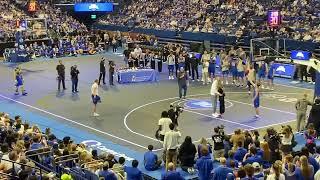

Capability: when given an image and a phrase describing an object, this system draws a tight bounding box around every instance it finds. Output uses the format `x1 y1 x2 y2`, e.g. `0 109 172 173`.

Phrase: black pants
158 60 162 72
99 71 106 85
191 65 199 80
109 71 114 85
151 61 155 69
58 75 66 90
179 84 187 98
128 61 134 68
300 65 308 82
71 78 78 92
112 45 117 52
175 64 179 77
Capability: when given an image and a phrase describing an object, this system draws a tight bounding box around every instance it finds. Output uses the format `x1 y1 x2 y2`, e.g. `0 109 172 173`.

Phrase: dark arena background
1 0 320 179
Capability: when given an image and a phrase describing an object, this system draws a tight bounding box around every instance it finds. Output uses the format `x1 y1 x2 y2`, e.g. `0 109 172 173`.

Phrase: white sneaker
254 115 260 118
171 76 174 80
93 113 100 117
248 91 251 95
262 85 265 89
212 113 218 117
197 79 200 82
226 81 229 85
169 76 171 80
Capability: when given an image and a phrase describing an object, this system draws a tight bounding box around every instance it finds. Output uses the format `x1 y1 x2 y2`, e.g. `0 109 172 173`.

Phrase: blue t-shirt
161 171 185 180
268 64 275 76
144 151 158 171
30 143 43 150
196 154 214 180
98 170 117 180
124 166 143 180
234 147 247 162
213 166 233 180
308 157 319 172
226 158 238 168
243 155 263 165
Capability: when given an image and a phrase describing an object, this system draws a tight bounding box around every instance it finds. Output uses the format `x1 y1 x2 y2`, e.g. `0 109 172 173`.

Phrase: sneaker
254 115 260 118
14 92 19 95
169 76 171 80
192 79 195 82
248 91 251 95
212 113 218 117
22 92 28 96
197 79 200 82
171 76 174 80
93 113 100 117
226 81 229 85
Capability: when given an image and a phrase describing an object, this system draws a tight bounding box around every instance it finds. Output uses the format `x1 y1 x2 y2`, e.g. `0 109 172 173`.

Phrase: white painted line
183 109 256 129
227 99 296 115
0 94 148 150
274 82 313 91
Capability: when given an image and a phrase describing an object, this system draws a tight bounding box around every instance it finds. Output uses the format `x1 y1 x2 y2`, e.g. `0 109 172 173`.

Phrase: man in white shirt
158 111 172 141
163 123 181 170
210 77 221 117
167 52 176 80
91 79 100 117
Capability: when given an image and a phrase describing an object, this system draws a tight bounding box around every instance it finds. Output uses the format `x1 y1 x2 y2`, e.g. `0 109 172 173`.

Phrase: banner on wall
273 63 295 78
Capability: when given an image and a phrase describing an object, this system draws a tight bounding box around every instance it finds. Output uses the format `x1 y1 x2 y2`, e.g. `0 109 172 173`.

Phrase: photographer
168 105 183 127
212 127 225 161
109 61 116 86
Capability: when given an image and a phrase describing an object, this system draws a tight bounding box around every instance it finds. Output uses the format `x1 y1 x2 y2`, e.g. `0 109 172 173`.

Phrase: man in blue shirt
234 141 247 162
267 61 275 90
161 162 185 180
196 147 214 180
213 157 233 180
243 147 263 165
30 135 44 150
144 145 162 171
97 162 117 180
124 160 143 180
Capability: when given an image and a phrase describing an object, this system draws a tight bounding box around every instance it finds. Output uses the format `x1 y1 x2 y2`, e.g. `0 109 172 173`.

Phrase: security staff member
295 93 313 132
99 58 106 85
56 60 66 90
109 61 116 86
70 65 79 93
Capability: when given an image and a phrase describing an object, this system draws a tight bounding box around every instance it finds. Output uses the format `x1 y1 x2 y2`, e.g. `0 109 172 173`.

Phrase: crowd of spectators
99 0 320 42
0 0 87 43
0 112 146 180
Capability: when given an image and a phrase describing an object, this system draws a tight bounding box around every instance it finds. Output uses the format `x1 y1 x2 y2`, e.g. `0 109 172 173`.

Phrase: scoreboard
267 10 281 27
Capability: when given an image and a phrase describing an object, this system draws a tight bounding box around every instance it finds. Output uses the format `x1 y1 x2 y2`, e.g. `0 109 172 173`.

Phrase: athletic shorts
237 71 244 78
16 79 23 86
208 64 215 75
231 67 238 77
254 99 260 108
258 72 265 79
91 95 101 105
267 75 274 80
178 63 185 69
222 70 229 75
168 65 174 70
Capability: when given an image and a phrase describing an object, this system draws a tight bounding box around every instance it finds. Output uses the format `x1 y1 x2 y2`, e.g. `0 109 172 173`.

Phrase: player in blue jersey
267 61 275 90
257 61 267 89
252 82 261 118
14 67 27 96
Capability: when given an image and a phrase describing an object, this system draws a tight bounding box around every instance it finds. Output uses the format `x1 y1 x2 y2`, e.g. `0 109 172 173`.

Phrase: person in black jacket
109 61 115 86
56 60 66 90
70 65 79 93
178 136 196 172
190 53 199 81
99 58 106 85
308 98 320 132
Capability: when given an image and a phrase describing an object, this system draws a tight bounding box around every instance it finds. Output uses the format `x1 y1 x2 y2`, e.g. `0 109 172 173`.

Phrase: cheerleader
14 67 27 96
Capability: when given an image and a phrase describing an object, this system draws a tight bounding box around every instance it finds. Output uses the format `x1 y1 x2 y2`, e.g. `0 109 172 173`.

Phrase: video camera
215 125 225 136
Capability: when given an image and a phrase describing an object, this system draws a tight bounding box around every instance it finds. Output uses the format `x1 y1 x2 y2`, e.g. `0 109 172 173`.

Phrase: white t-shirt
210 79 218 95
91 83 99 96
167 55 175 65
158 118 172 135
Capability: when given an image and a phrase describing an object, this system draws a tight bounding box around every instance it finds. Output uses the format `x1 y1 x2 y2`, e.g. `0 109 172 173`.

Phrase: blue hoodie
234 147 247 162
196 154 214 180
213 165 233 180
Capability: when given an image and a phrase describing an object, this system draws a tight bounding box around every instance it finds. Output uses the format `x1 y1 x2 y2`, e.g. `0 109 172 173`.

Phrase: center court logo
82 140 134 161
184 99 233 110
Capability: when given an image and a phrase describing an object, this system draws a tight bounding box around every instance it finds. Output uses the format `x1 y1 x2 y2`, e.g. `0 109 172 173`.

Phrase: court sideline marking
0 94 148 150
